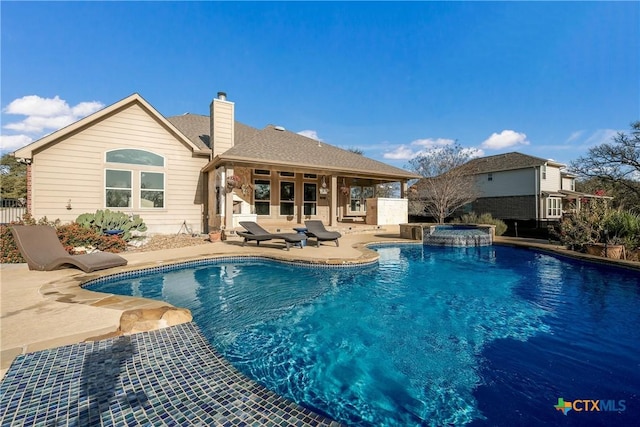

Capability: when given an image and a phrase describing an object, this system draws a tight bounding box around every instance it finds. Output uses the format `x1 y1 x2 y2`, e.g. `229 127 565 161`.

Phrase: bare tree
407 143 479 223
571 121 640 206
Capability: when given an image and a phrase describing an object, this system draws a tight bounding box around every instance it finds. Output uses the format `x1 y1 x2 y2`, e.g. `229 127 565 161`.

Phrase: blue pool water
86 245 640 426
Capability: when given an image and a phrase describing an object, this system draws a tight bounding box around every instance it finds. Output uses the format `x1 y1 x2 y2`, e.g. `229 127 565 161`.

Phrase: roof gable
13 93 205 158
465 152 566 174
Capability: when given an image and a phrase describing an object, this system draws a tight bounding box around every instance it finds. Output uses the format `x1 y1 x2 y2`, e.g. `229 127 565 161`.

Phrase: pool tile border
82 255 380 289
0 322 341 426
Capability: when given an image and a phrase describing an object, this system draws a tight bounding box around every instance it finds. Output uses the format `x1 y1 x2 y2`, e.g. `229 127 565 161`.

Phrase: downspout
534 166 539 225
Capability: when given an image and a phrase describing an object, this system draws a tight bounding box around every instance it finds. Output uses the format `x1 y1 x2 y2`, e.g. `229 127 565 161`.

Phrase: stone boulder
119 306 193 335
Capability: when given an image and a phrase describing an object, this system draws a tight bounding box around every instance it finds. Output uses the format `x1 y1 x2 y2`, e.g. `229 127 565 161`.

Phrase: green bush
76 209 147 241
56 223 127 253
1 225 24 263
0 213 57 263
555 199 639 253
452 212 507 236
602 209 640 250
1 214 127 264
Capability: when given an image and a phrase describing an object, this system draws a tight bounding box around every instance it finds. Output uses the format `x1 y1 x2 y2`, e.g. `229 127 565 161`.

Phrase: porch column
400 180 408 198
207 170 217 232
224 167 234 230
330 175 338 226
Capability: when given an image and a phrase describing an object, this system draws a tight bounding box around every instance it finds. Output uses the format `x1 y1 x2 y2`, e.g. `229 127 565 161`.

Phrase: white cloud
411 137 455 149
0 134 34 152
383 137 463 160
3 95 104 134
566 130 585 143
4 95 70 117
583 129 618 147
461 147 484 158
72 101 104 117
481 130 529 149
297 129 323 141
383 145 416 160
4 114 77 133
1 95 105 153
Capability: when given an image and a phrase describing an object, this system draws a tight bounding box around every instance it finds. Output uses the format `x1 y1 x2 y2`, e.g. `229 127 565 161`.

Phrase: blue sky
1 1 638 170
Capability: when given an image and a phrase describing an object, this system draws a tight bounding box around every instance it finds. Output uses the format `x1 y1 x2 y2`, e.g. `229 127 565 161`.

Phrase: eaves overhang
201 155 420 181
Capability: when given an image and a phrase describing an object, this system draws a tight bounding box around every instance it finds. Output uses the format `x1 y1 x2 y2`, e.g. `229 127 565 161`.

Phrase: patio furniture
304 220 342 247
292 227 308 248
237 222 306 250
10 225 128 272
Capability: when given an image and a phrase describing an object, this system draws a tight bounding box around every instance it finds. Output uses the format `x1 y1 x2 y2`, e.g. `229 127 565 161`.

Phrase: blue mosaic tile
0 323 340 426
83 256 377 289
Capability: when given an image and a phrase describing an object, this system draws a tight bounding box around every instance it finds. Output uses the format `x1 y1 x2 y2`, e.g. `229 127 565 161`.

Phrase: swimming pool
87 245 640 426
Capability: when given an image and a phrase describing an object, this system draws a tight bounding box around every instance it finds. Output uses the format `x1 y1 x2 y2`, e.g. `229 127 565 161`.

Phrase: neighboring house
12 92 419 234
464 152 608 223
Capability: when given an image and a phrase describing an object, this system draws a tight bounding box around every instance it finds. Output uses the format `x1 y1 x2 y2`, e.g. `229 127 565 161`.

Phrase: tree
570 121 640 209
575 176 639 210
0 153 27 200
407 143 479 223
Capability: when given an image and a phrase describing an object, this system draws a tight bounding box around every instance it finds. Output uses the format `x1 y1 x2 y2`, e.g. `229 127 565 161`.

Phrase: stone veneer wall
472 195 537 220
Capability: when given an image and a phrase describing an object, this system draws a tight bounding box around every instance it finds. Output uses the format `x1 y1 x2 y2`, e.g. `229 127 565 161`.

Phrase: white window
105 149 165 209
542 164 547 180
547 197 561 217
349 186 374 214
303 182 317 216
488 173 493 181
280 181 295 216
140 172 164 208
254 179 271 215
105 169 132 208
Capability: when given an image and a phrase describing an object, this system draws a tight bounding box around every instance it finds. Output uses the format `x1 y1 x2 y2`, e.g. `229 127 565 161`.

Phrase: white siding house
466 152 602 222
13 92 420 234
14 94 211 234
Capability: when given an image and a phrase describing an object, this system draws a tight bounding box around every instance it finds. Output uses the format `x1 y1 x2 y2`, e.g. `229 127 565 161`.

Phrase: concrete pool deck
2 226 638 425
1 227 404 375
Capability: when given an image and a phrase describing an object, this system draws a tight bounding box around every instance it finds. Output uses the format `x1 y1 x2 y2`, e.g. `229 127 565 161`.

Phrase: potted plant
226 175 242 191
585 235 625 259
208 227 225 242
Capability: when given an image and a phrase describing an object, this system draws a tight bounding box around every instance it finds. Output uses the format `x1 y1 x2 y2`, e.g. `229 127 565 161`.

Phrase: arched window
106 149 164 166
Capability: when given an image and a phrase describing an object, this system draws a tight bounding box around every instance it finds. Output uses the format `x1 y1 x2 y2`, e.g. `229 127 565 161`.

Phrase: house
12 92 419 234
465 152 609 223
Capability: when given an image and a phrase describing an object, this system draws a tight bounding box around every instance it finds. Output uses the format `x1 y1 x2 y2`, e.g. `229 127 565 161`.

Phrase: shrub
0 213 56 263
452 212 507 236
602 209 640 250
555 199 639 254
1 215 127 264
56 223 126 253
0 225 24 263
76 209 147 241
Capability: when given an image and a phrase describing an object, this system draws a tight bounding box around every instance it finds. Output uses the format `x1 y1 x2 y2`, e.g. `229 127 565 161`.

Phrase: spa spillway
423 224 493 247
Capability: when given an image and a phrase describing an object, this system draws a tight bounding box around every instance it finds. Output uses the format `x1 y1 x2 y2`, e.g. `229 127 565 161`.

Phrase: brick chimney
210 91 234 158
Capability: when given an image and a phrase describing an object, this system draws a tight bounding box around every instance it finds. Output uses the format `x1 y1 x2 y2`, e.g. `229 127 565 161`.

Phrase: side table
292 227 308 247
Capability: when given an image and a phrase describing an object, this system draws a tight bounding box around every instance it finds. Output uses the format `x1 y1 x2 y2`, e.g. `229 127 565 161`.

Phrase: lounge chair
10 225 128 272
304 220 342 247
237 221 306 250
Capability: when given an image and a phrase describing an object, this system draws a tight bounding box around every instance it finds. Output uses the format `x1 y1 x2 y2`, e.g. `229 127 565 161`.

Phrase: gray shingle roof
167 114 419 179
465 152 566 174
168 114 261 152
